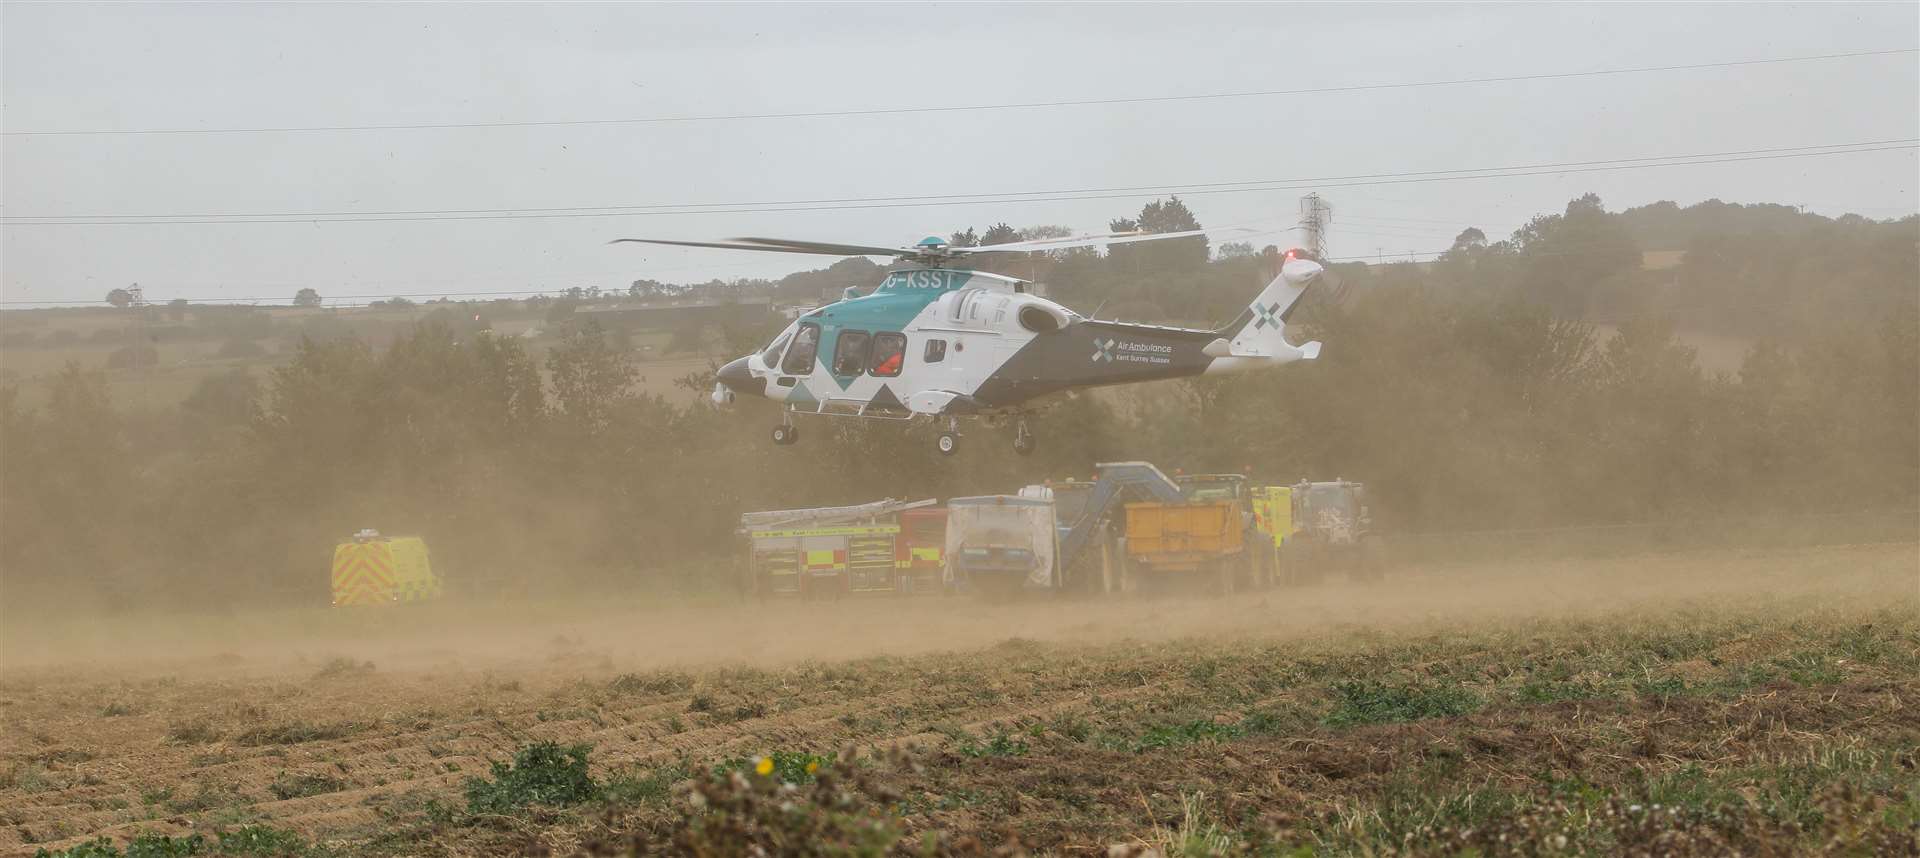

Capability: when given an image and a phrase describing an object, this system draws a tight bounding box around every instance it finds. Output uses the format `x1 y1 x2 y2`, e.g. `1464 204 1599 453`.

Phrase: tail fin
1208 255 1324 360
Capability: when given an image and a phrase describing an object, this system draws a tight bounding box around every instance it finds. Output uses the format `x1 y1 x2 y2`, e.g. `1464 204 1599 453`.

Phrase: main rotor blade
730 236 917 257
953 229 1145 254
609 237 906 257
959 225 1264 254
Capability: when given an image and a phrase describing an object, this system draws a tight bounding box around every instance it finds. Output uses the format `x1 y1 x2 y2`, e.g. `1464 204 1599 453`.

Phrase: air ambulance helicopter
612 227 1326 456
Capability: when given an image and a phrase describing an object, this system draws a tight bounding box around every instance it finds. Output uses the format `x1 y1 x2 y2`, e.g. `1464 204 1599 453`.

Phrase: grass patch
1514 676 1609 703
1775 651 1845 686
1324 680 1481 726
1099 709 1301 753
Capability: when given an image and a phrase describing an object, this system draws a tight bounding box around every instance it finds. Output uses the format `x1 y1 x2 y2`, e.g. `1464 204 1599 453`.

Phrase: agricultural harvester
946 462 1272 597
1276 480 1385 582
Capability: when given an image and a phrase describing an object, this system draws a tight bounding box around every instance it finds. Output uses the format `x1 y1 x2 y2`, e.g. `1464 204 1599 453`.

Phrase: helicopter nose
716 356 764 398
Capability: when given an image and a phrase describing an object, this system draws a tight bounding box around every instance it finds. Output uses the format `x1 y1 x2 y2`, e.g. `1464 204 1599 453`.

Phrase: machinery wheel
771 424 797 445
1214 560 1235 597
1358 536 1388 582
937 432 960 456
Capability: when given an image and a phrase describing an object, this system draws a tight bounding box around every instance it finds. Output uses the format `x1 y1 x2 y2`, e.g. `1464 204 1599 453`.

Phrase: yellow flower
804 760 820 775
755 756 774 776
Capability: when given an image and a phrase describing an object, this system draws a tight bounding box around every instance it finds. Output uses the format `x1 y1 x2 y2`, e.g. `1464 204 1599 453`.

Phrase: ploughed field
2 543 1916 856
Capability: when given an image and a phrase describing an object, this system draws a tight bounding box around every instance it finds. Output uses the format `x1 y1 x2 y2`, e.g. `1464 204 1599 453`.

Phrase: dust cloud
4 543 1913 686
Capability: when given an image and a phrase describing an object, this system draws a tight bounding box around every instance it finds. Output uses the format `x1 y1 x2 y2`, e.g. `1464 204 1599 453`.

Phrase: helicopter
612 228 1325 455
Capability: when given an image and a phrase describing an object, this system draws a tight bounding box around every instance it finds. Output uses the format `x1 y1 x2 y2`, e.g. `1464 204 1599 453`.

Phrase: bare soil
3 543 1916 856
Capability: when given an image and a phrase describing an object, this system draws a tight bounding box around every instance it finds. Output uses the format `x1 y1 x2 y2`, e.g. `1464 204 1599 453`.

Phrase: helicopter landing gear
937 417 961 456
771 418 798 446
1012 420 1036 456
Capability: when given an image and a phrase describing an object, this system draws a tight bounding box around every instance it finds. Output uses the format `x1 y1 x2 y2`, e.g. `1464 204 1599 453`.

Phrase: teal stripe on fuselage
809 270 971 389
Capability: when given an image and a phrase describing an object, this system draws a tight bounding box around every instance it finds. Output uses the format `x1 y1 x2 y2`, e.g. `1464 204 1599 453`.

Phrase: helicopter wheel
772 423 798 446
1013 422 1036 456
936 432 960 456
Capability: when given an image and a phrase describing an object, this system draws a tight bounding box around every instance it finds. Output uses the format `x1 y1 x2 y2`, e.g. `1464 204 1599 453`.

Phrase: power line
6 47 1912 137
18 139 1907 222
5 141 1911 226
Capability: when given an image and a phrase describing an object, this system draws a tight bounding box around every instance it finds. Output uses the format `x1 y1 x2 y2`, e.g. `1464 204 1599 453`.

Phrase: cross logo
1251 301 1282 331
1091 338 1116 362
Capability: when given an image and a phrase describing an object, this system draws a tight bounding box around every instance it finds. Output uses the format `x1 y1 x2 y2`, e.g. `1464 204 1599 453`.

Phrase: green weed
955 731 1028 758
34 833 207 858
214 825 311 856
463 741 599 815
32 826 314 858
602 762 691 807
714 750 828 784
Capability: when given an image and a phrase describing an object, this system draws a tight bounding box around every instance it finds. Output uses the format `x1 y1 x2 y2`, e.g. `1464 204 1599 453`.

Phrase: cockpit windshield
758 328 793 367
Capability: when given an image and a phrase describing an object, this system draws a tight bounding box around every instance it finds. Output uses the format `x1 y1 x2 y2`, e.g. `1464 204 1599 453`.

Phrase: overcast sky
3 2 1916 307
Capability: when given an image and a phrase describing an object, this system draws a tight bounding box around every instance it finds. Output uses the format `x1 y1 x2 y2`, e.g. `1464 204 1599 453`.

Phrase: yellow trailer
1125 502 1244 564
331 535 441 607
1123 497 1250 593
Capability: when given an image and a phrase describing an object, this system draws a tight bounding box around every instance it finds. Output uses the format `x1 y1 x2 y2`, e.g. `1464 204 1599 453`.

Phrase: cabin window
868 332 907 377
924 338 947 363
758 330 792 367
832 329 871 376
782 323 820 374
